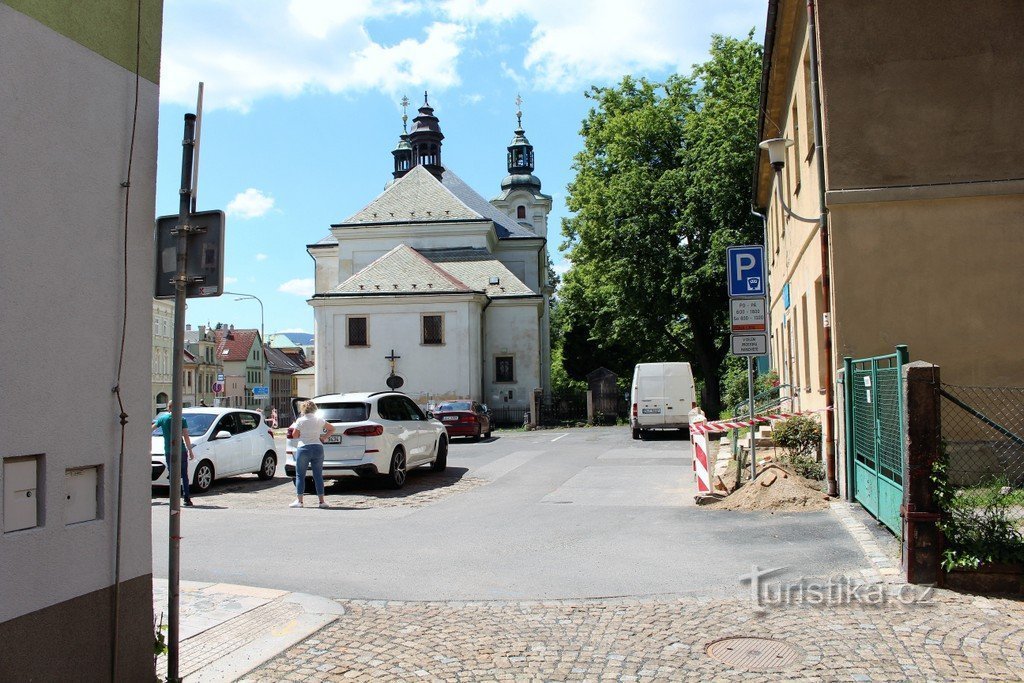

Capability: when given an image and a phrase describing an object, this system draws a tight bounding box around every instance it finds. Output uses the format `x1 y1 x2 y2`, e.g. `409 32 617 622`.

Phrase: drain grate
705 637 803 671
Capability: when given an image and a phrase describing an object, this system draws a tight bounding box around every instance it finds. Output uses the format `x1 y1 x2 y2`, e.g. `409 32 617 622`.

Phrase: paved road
153 426 867 601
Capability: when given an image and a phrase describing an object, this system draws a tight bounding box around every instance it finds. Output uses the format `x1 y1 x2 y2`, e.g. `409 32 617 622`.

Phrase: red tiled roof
214 328 259 362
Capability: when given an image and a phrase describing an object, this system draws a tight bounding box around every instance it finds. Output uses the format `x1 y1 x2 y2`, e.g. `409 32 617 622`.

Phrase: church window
495 355 515 383
517 206 526 219
422 314 444 345
347 316 368 347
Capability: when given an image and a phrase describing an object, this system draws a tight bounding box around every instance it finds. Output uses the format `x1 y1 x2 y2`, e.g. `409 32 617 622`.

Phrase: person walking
152 401 196 506
270 407 279 429
289 400 334 508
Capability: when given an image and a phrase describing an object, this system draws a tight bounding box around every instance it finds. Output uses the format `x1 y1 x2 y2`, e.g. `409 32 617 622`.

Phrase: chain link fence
939 383 1024 528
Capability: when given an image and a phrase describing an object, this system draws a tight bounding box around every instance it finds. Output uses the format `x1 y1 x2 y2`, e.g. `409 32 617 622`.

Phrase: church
307 94 553 411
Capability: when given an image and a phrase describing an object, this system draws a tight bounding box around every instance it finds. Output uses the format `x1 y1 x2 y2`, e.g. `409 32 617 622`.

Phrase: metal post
168 113 197 683
748 356 757 480
843 356 855 502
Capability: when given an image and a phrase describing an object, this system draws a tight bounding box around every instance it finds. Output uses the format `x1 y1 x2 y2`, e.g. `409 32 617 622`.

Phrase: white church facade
307 95 553 410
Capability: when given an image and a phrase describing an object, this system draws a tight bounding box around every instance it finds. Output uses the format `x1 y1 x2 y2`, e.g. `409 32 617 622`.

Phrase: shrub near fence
937 384 1024 570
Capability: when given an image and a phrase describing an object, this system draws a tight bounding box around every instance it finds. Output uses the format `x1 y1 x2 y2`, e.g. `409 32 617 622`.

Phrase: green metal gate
844 346 908 537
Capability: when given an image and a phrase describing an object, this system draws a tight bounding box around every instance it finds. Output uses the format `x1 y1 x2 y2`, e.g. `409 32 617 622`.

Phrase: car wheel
484 424 492 439
256 452 277 480
386 448 407 489
472 425 482 442
192 460 214 493
631 428 641 440
431 437 448 472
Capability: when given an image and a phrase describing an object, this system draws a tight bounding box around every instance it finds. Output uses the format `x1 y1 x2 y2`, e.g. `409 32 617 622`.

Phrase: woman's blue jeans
295 443 325 498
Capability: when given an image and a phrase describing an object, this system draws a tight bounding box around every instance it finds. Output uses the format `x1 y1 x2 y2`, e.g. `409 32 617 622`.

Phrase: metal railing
730 384 796 458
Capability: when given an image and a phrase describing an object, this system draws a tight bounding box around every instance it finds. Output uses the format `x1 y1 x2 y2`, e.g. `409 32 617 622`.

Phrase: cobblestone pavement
244 586 1024 682
152 468 486 511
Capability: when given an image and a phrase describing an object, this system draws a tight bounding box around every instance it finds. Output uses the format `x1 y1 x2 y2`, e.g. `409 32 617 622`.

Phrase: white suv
285 392 448 488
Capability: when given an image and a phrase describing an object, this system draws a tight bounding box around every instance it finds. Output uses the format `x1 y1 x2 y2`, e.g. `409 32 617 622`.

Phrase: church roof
325 244 538 299
328 165 538 241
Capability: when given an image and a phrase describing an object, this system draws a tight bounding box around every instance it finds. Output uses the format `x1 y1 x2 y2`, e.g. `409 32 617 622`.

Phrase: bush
782 453 825 480
771 415 821 458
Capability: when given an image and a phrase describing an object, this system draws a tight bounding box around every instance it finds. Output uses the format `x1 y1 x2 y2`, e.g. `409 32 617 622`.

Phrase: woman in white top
289 400 335 508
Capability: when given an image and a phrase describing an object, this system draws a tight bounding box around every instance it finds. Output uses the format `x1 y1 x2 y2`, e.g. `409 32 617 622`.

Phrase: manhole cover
705 637 802 671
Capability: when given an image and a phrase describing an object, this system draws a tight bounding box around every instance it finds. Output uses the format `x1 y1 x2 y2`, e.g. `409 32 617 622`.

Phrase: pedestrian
289 400 334 508
199 399 208 407
270 407 279 429
152 401 196 507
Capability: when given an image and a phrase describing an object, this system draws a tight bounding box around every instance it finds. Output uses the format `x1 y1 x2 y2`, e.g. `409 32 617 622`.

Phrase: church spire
391 95 413 180
408 90 445 181
503 93 539 188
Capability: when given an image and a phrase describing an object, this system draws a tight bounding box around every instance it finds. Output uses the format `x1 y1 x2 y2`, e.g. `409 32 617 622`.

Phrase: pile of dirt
712 464 829 512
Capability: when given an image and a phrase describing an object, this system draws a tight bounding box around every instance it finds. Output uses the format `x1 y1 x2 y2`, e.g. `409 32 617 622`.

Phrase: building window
517 205 526 219
791 104 801 193
495 356 515 383
347 316 368 347
422 314 444 345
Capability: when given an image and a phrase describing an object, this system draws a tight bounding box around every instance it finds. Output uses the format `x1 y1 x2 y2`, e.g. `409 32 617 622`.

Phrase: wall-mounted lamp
759 137 817 224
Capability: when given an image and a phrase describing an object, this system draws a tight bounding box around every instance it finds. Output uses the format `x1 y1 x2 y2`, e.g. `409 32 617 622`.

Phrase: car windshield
437 402 472 411
151 412 217 436
316 402 370 423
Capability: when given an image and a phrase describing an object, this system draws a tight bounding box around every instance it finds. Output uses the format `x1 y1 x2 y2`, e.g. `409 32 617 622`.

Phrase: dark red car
431 401 492 441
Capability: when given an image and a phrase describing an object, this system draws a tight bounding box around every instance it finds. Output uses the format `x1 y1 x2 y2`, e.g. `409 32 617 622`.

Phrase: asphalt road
152 426 868 601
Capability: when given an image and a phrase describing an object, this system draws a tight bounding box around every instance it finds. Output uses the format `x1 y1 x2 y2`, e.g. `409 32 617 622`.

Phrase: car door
399 396 434 462
474 402 490 435
234 411 261 471
376 396 409 456
210 413 243 475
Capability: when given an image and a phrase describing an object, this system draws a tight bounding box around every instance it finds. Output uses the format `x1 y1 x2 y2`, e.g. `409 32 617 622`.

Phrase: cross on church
515 93 523 127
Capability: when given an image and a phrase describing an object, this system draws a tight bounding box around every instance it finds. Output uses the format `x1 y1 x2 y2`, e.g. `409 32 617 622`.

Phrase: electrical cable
111 1 143 679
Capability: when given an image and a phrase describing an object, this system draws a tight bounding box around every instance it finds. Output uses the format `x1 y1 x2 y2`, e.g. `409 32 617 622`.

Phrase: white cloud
161 2 468 111
460 93 484 105
227 189 275 219
255 253 269 261
553 262 570 276
224 276 239 285
279 278 316 297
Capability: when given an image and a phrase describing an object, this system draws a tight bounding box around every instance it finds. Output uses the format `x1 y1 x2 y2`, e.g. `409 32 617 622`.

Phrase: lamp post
224 291 264 342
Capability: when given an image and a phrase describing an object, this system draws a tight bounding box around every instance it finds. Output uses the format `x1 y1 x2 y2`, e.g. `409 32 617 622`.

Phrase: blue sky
157 0 767 336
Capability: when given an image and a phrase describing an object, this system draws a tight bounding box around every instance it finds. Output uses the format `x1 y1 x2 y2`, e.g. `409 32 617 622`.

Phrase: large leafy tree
558 34 762 417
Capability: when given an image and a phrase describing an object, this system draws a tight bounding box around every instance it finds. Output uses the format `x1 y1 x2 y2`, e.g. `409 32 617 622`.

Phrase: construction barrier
689 409 710 493
690 406 832 435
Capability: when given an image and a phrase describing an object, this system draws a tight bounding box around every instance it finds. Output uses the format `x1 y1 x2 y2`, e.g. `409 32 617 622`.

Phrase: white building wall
0 5 157 622
483 300 542 407
315 296 483 404
329 224 493 282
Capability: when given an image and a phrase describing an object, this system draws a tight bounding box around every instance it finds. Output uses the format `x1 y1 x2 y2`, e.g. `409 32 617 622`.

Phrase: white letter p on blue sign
727 245 766 297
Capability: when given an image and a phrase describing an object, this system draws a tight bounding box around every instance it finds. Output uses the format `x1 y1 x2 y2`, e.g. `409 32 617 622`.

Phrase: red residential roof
214 328 259 362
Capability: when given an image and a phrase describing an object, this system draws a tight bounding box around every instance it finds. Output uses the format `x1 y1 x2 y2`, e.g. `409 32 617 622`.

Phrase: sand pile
712 464 829 512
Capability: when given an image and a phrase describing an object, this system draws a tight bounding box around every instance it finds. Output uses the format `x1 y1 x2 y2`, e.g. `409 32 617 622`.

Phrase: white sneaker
318 502 331 509
289 500 303 508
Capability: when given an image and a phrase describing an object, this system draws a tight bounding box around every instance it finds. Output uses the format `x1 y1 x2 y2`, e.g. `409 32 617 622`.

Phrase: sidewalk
152 579 343 682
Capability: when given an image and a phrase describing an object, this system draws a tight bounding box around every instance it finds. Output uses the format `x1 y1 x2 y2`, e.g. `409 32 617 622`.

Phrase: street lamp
758 138 818 224
224 291 264 342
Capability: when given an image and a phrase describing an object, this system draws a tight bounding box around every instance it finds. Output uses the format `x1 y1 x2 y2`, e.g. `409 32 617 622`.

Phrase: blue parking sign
727 245 766 297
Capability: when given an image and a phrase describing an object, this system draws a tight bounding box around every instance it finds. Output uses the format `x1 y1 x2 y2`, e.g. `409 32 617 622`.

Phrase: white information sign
730 297 767 333
731 333 768 357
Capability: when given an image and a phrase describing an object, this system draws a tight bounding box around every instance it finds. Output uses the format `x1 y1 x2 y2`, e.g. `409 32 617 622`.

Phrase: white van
630 362 697 439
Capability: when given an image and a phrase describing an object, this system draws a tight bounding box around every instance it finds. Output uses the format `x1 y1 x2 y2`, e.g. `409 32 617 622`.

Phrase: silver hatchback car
285 392 448 488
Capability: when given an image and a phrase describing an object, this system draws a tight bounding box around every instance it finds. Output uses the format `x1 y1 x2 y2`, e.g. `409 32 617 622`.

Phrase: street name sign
730 298 767 333
726 245 766 297
731 333 768 356
252 386 269 397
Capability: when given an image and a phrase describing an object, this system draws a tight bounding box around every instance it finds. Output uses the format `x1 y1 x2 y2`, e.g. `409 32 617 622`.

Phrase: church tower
491 96 552 239
408 91 444 181
391 96 413 180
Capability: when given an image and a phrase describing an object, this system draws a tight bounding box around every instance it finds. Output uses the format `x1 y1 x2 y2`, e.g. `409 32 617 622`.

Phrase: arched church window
517 206 526 219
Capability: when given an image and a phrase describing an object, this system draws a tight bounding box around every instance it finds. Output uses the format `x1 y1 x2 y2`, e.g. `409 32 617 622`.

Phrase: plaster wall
483 301 542 407
816 0 1024 190
829 193 1024 386
0 3 157 626
314 296 483 403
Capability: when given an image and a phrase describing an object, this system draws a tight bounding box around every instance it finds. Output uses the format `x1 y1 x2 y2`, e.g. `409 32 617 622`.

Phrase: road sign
730 297 767 333
726 245 766 297
212 382 224 393
154 209 226 299
216 373 224 382
731 333 768 356
252 386 269 397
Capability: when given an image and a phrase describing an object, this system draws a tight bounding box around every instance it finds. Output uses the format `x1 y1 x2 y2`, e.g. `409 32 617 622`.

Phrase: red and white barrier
689 410 710 493
690 406 832 435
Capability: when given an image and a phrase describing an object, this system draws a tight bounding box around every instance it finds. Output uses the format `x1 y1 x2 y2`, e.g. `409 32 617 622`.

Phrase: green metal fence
845 345 909 537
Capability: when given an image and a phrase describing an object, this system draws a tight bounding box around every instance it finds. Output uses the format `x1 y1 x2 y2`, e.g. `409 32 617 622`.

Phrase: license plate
442 416 458 421
325 435 342 444
641 408 661 414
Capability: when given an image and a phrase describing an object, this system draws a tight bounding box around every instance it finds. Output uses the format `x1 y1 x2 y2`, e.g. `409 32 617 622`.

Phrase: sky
156 0 767 336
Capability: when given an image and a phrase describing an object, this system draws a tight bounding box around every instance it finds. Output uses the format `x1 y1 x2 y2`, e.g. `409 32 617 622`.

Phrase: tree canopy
557 33 763 417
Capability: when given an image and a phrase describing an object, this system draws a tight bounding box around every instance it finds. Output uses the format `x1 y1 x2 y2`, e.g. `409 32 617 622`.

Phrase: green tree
557 33 762 418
